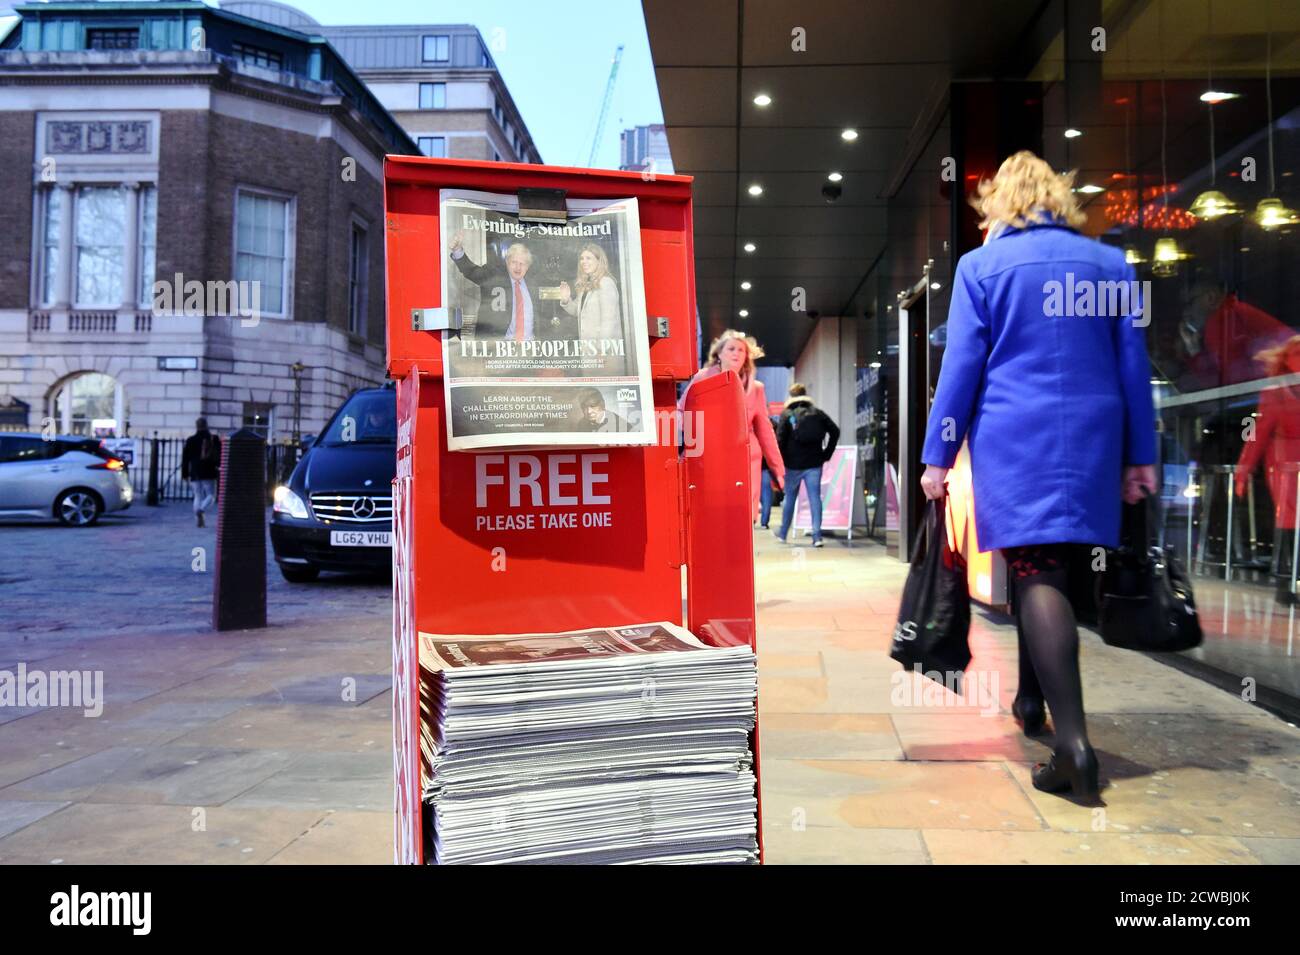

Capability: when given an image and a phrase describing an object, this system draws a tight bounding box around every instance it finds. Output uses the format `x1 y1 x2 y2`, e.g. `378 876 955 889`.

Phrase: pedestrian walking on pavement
919 151 1158 804
680 330 785 522
775 383 840 547
759 420 783 529
182 417 221 528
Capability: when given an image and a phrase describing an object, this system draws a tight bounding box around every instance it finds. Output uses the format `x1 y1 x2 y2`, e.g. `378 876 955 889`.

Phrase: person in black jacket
448 231 569 341
775 384 840 546
181 418 221 527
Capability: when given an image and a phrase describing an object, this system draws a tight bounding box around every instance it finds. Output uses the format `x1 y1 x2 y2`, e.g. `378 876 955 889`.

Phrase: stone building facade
219 3 541 164
0 1 418 440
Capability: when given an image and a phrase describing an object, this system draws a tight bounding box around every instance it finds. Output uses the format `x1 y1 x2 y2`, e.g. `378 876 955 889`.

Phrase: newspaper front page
440 188 654 450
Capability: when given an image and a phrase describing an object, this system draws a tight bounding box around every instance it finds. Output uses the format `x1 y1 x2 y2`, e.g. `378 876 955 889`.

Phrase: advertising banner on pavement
792 445 858 532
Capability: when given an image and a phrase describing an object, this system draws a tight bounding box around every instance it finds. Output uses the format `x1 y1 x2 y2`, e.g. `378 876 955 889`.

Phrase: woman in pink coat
681 329 785 520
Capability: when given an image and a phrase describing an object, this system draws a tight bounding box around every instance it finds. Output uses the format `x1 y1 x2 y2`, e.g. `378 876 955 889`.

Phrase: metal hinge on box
517 187 567 225
411 307 459 332
651 316 670 338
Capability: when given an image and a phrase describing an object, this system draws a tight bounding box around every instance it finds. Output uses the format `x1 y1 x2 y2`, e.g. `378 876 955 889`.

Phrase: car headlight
273 485 309 519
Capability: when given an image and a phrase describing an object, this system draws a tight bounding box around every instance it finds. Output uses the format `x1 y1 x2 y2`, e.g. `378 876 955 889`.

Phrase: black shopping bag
1096 491 1202 653
890 498 972 688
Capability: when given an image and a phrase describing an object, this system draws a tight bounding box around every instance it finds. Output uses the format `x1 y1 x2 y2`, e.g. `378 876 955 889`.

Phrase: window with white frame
348 221 369 337
417 136 446 158
234 189 292 318
41 188 63 306
138 186 157 308
74 186 126 307
422 35 449 62
86 28 139 51
36 183 156 309
232 41 282 69
418 82 446 109
242 401 274 437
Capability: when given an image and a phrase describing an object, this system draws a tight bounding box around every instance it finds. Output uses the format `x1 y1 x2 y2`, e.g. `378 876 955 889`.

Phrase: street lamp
290 361 305 447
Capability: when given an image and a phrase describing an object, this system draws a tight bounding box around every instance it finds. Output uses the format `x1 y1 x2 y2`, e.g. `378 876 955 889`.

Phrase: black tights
1014 569 1089 751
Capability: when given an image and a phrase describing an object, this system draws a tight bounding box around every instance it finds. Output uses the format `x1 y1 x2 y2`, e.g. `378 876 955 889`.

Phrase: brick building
0 1 418 440
220 1 541 165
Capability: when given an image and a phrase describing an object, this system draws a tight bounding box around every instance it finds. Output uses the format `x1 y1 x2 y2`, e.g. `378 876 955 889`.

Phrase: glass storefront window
1076 78 1300 620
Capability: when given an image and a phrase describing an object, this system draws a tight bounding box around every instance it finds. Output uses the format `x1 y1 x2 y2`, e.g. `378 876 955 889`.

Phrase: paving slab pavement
2 508 1297 863
753 529 1300 865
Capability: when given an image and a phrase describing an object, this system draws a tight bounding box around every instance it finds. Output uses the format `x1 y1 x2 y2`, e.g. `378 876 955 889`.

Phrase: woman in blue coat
920 151 1158 803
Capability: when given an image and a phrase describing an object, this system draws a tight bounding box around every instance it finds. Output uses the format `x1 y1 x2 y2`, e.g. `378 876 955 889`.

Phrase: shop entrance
896 257 1011 610
895 261 937 559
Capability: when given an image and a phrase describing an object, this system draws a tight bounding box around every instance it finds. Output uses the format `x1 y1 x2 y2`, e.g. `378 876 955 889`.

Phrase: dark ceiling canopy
643 0 1051 364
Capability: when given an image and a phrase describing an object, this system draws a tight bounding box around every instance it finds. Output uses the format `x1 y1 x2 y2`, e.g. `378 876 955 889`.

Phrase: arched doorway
49 372 129 436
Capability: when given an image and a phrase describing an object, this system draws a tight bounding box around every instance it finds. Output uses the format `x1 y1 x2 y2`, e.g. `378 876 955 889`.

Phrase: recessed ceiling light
840 128 858 142
1064 128 1083 139
869 361 882 369
747 183 763 196
827 172 843 182
753 93 772 107
740 281 752 290
930 282 941 290
743 242 756 253
738 309 749 318
1200 90 1239 104
1076 184 1104 194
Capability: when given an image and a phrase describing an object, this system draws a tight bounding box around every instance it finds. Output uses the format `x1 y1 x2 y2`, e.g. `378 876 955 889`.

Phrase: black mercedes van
270 386 395 582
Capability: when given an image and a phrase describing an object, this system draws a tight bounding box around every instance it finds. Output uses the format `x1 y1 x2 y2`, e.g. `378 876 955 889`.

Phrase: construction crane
587 44 624 167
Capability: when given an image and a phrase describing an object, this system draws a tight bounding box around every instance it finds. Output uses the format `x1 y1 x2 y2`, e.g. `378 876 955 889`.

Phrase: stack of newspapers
418 622 758 865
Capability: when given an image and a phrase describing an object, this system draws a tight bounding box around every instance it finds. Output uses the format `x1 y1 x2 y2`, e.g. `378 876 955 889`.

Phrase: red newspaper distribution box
383 156 762 864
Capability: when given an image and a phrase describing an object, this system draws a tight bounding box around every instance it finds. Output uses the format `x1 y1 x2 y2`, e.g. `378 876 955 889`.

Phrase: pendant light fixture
1120 58 1145 264
1190 2 1240 220
1153 2 1189 276
1253 24 1299 229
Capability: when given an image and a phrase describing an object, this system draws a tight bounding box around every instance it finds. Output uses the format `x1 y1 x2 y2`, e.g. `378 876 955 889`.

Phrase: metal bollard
213 427 267 631
146 432 160 507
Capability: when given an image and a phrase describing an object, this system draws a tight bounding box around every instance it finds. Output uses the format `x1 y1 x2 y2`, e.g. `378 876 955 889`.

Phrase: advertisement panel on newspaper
439 189 654 450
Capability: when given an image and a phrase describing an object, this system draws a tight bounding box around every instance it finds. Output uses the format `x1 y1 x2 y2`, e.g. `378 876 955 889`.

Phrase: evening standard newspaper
416 622 759 864
439 188 654 450
419 621 730 671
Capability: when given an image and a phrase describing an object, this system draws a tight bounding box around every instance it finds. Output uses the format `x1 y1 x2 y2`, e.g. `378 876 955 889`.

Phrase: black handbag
1096 491 1203 652
890 498 972 688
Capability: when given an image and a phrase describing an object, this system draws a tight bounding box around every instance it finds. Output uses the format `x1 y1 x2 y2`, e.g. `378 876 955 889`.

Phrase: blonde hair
574 243 611 294
972 150 1086 231
707 328 760 384
1256 334 1300 377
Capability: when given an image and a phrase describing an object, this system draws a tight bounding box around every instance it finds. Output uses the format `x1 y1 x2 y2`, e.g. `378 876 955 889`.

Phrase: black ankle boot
1032 740 1100 802
1011 696 1047 736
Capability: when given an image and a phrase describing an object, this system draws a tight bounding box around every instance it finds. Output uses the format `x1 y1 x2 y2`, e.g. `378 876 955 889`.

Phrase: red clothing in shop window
1236 382 1300 529
1184 294 1293 388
